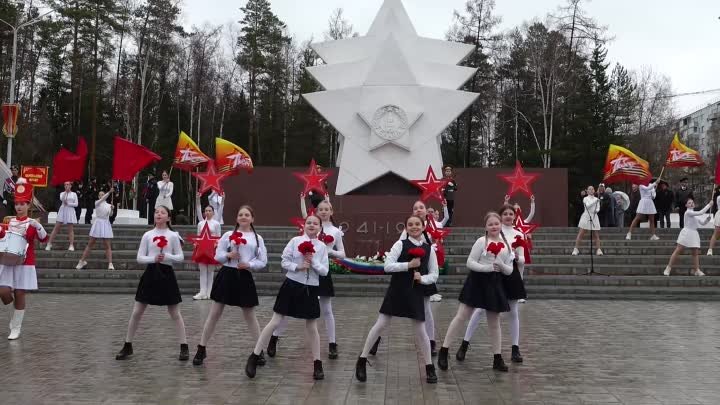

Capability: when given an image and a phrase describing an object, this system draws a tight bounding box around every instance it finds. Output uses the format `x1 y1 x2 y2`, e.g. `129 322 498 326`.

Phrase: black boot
267 335 279 358
511 345 523 363
355 357 368 382
430 340 437 357
493 354 508 372
425 364 438 384
369 336 381 356
456 340 470 361
328 342 338 360
192 345 206 366
313 360 324 380
115 342 133 360
438 347 449 371
257 350 267 366
179 344 189 361
245 353 260 378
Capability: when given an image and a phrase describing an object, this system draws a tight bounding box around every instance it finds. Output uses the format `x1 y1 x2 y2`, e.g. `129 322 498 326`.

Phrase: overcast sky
181 0 720 115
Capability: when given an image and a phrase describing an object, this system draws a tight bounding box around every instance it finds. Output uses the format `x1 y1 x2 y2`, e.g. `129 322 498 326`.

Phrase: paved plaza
1 295 719 404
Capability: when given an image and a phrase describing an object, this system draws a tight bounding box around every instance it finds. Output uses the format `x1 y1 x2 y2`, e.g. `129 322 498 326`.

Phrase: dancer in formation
76 190 114 270
115 206 188 361
437 212 514 372
193 206 268 366
0 179 48 340
155 170 174 212
245 215 329 380
193 193 222 300
355 215 439 384
572 185 603 256
268 197 346 360
456 203 528 363
208 190 225 225
663 197 712 276
46 181 78 251
626 178 660 241
427 201 451 228
706 186 720 255
368 200 440 357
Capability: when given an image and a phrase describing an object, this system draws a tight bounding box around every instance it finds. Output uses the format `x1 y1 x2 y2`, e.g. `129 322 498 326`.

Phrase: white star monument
303 0 479 195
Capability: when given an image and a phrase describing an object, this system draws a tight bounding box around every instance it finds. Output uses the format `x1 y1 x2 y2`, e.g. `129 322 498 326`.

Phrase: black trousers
445 200 455 227
655 210 671 228
679 206 687 228
85 204 94 224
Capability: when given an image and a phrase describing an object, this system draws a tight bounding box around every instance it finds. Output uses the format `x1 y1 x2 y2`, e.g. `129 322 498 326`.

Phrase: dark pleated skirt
210 266 259 308
458 271 510 313
379 272 425 321
273 278 321 319
135 263 182 306
317 274 335 297
502 261 527 300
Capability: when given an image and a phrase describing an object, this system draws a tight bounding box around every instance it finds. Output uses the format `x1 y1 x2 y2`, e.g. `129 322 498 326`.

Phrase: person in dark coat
654 181 674 228
627 184 640 225
675 178 694 228
597 184 615 227
144 174 159 225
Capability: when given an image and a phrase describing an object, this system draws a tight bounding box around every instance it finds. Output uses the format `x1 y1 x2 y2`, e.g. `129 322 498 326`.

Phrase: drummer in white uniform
0 178 48 340
572 185 603 256
46 181 79 251
76 190 115 270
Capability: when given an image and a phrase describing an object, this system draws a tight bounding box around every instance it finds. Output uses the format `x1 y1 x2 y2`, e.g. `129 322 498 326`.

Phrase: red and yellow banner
20 166 49 188
665 133 703 167
173 131 210 171
2 103 20 138
602 145 651 185
215 138 253 174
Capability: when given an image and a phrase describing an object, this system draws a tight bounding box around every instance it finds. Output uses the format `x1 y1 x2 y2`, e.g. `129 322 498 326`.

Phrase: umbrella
613 191 630 211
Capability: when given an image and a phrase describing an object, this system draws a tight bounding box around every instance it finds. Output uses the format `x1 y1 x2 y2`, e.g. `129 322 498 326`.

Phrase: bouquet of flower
230 232 247 246
153 235 168 252
322 234 334 244
408 247 425 285
298 240 316 285
487 242 504 257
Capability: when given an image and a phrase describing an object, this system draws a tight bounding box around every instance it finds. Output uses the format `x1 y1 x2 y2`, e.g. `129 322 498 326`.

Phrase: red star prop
290 217 306 235
192 160 230 195
425 216 451 242
513 210 540 238
410 166 448 203
498 161 540 198
293 159 330 197
186 222 221 264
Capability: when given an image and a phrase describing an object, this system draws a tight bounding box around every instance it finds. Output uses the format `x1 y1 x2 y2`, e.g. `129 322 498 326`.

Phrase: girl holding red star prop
0 178 49 340
355 215 439 384
270 198 346 361
438 212 515 373
245 214 329 381
192 206 268 366
192 193 223 301
116 205 188 362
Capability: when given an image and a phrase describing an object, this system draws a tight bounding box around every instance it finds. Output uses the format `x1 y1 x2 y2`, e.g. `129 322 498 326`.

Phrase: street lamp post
0 9 54 167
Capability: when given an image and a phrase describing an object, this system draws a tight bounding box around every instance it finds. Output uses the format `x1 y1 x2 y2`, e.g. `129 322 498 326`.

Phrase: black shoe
425 364 438 384
179 344 190 361
115 342 133 360
456 340 470 362
511 345 523 363
267 335 279 358
369 336 381 356
438 347 449 371
192 345 206 366
328 342 338 360
430 340 437 357
257 350 267 366
313 360 324 380
493 354 508 372
355 357 368 382
245 353 259 378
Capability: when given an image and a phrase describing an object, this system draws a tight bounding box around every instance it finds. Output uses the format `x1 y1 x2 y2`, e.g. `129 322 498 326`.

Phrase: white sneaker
68 245 75 251
8 327 21 340
429 294 442 302
108 263 115 271
596 249 604 256
518 299 527 304
45 243 52 251
625 233 632 240
76 260 87 270
193 292 204 300
649 235 659 241
663 267 671 276
571 248 579 256
8 310 23 340
203 294 211 300
693 269 706 277
707 249 713 256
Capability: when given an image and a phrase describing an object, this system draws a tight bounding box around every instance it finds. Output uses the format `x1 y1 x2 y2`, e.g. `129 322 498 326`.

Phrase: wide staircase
33 225 720 300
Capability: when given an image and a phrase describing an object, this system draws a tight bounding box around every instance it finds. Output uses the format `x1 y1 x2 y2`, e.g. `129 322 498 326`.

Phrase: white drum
0 232 29 266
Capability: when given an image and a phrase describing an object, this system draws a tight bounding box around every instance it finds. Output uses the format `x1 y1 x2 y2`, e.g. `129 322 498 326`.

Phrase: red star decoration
290 217 306 235
192 160 230 195
293 159 330 197
410 166 448 203
425 216 451 242
498 161 540 198
513 210 540 238
186 222 221 264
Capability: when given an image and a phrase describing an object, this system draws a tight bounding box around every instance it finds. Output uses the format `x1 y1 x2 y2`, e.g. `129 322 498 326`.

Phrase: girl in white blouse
245 215 329 381
46 181 79 251
572 185 603 256
76 191 114 270
115 206 188 362
664 197 712 276
155 170 174 211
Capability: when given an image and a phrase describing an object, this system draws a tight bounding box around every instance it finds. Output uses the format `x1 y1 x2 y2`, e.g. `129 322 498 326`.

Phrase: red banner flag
173 131 210 171
715 153 720 185
112 136 161 182
1 103 20 138
215 137 253 174
602 144 652 185
665 133 703 167
50 137 88 186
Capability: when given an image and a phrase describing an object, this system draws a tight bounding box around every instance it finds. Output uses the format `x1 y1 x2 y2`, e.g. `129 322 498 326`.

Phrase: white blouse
639 182 657 200
94 192 112 220
214 230 268 271
281 235 329 286
502 224 525 262
322 222 346 259
384 236 439 285
60 191 79 208
158 181 174 199
197 218 222 237
136 228 184 266
683 202 712 231
466 236 514 275
583 196 601 214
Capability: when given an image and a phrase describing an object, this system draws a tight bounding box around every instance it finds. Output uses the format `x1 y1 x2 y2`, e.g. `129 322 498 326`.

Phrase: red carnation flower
153 235 168 250
511 235 525 250
408 247 425 258
230 232 247 246
298 240 316 255
322 234 335 244
487 242 504 257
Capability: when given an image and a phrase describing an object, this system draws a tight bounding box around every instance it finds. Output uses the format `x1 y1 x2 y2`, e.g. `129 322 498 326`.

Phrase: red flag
715 153 720 185
50 137 88 186
112 136 161 181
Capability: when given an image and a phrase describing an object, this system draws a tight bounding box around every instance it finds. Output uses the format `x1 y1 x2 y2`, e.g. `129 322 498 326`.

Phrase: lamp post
0 9 54 167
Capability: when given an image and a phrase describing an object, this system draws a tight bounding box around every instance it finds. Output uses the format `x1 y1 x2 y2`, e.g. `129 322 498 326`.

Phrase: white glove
29 219 42 229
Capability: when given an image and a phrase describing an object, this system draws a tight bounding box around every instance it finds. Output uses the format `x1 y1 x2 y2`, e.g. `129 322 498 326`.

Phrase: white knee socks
167 305 187 344
508 300 520 346
242 308 261 342
125 302 147 342
361 314 391 357
254 313 283 355
485 311 502 354
414 320 432 365
423 297 435 340
199 303 225 346
319 297 336 343
305 319 321 361
463 308 485 341
441 304 474 348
